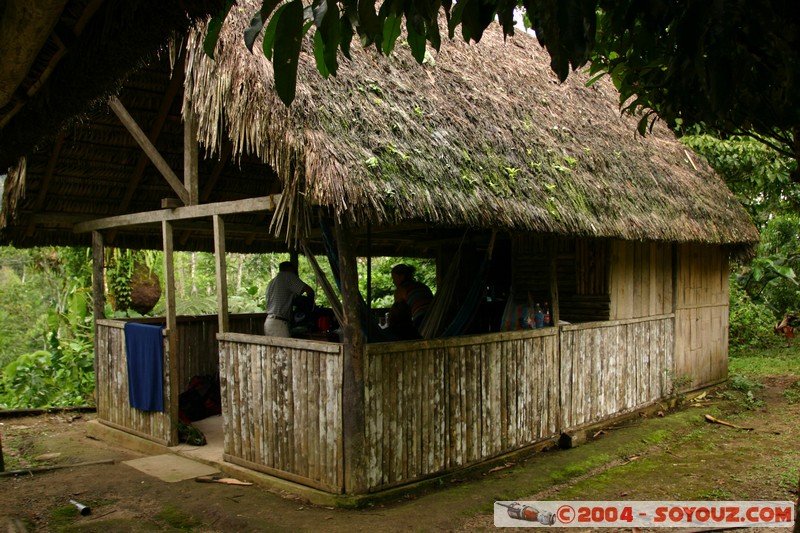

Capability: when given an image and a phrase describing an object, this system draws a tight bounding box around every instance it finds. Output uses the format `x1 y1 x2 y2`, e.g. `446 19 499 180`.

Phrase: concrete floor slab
123 454 220 483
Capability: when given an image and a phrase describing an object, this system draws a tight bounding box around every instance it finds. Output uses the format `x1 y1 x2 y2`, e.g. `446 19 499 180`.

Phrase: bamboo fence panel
674 244 730 389
364 328 559 492
218 333 344 493
559 315 674 429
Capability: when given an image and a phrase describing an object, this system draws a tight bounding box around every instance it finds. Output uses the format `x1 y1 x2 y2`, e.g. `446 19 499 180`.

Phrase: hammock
437 232 496 338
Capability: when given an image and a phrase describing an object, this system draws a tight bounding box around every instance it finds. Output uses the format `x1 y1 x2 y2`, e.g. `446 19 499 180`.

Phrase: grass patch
547 453 613 484
729 346 800 377
698 487 736 500
783 381 800 403
639 429 672 446
156 504 202 531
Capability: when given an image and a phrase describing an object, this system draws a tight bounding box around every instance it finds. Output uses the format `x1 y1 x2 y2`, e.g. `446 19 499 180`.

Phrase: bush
728 281 779 355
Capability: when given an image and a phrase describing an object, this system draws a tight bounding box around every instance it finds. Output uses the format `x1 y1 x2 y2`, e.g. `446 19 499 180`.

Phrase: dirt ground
1 374 799 533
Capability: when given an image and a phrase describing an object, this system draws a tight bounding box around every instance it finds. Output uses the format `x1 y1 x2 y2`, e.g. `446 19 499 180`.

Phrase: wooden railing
95 319 172 444
95 314 266 446
364 328 560 491
560 315 674 429
217 333 344 493
98 313 676 494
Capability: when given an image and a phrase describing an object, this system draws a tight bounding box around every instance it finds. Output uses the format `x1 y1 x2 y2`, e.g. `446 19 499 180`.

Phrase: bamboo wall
609 240 673 320
95 319 172 444
363 329 559 491
513 236 612 323
674 243 730 389
218 333 344 493
560 316 674 429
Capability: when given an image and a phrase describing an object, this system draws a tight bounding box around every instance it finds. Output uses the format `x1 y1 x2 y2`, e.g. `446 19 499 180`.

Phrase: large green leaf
274 0 305 105
317 0 341 75
263 3 291 60
203 0 235 58
244 0 283 52
382 13 403 55
406 18 426 63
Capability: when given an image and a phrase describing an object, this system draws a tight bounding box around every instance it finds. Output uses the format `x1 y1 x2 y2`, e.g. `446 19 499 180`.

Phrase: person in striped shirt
391 264 433 332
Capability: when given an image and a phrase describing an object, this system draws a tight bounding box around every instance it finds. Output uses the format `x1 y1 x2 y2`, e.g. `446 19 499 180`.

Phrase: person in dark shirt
391 263 434 331
384 301 422 341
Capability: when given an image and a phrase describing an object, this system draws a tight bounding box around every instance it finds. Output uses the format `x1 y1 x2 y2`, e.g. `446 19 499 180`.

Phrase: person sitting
384 301 422 341
391 263 434 331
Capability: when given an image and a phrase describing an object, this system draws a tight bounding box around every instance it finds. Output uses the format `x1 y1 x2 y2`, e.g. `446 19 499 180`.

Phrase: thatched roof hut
0 4 761 496
0 1 758 256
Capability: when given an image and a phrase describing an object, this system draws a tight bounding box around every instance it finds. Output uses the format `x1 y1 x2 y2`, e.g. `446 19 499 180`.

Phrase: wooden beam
73 195 281 233
162 220 179 446
548 237 560 326
184 100 199 205
335 217 368 493
108 96 190 205
213 215 229 333
118 59 185 215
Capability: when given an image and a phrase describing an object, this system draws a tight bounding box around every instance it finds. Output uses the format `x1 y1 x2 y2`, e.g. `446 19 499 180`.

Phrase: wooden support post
548 237 563 434
213 215 229 333
184 101 199 205
334 217 367 494
162 220 179 446
92 231 105 380
548 238 560 327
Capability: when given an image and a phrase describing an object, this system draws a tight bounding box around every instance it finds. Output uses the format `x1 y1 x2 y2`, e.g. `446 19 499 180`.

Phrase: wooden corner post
334 217 368 494
91 231 105 379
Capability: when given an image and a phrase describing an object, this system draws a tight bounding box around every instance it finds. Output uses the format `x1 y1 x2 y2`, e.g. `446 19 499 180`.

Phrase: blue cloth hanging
124 322 165 412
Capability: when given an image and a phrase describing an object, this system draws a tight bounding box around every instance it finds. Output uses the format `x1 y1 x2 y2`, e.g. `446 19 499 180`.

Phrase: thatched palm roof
0 1 758 255
185 6 758 249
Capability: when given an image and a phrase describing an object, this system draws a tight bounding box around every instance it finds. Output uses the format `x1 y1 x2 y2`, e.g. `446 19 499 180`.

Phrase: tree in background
0 246 95 408
0 247 51 369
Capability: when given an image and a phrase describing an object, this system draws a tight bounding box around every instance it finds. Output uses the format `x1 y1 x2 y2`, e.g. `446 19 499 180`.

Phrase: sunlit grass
728 345 800 377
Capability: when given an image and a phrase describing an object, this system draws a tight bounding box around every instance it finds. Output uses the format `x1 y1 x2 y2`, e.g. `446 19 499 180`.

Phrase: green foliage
0 320 95 409
681 135 798 222
358 256 436 309
722 374 765 410
590 2 800 166
0 262 50 368
734 215 800 317
728 281 779 355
